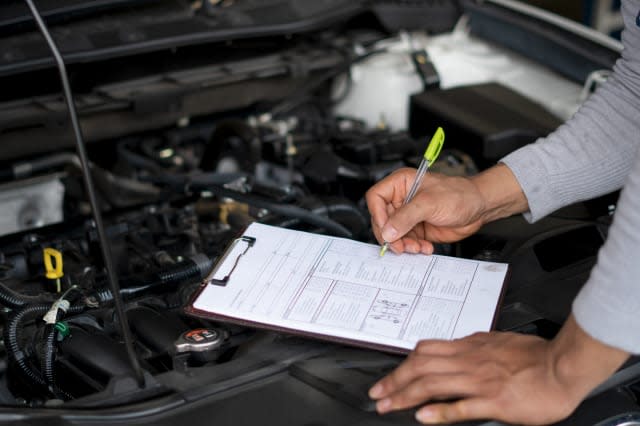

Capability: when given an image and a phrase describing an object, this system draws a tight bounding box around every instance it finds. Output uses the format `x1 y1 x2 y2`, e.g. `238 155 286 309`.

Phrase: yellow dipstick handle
43 248 63 292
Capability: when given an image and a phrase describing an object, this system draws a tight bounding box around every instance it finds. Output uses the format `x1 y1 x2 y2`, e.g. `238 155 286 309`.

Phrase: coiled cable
0 281 53 310
94 255 213 303
5 302 84 399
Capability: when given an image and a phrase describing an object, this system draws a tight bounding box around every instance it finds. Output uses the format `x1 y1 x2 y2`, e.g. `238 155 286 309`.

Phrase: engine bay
0 1 638 424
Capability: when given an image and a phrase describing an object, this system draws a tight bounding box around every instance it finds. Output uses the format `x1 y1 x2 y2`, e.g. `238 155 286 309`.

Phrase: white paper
193 223 508 351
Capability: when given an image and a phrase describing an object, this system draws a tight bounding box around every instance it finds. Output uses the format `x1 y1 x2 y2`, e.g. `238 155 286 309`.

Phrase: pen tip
379 245 388 257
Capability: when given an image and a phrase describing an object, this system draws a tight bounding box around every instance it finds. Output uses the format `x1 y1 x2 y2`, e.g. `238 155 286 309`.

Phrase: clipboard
185 223 509 354
186 232 413 354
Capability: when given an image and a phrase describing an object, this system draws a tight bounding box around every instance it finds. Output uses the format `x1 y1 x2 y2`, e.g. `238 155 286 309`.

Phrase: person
365 0 640 424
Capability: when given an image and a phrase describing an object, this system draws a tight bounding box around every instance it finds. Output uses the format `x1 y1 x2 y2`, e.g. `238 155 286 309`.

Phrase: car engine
0 1 638 425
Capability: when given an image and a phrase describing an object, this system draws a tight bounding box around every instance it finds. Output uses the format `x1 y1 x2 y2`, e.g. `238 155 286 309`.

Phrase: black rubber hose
142 172 246 188
270 48 387 117
275 202 368 236
5 151 159 208
189 182 352 238
0 281 54 310
95 256 214 304
41 324 59 391
4 303 84 397
117 140 164 174
40 303 67 396
40 325 72 401
143 174 352 237
5 305 49 389
156 262 203 286
12 153 80 180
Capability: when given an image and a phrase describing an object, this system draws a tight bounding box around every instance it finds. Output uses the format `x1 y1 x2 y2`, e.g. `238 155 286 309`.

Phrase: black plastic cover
409 82 562 166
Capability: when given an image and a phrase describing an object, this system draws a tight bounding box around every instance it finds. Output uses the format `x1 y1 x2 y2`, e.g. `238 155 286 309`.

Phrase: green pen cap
423 127 445 164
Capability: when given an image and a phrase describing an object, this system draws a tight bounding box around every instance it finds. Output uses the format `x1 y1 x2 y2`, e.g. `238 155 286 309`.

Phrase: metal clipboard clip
206 235 256 287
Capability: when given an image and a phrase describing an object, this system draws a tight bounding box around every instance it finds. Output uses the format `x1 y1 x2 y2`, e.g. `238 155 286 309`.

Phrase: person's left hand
368 316 629 425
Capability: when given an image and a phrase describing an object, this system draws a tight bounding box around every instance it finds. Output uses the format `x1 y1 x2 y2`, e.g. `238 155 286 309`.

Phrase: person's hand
370 332 575 425
365 164 528 254
368 315 629 425
365 168 485 254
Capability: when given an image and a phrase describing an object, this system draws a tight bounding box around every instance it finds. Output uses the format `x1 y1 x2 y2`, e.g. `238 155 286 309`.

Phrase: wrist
469 163 529 225
548 315 629 405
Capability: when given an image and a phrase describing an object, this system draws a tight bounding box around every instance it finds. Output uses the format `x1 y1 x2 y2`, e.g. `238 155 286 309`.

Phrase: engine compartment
0 1 637 424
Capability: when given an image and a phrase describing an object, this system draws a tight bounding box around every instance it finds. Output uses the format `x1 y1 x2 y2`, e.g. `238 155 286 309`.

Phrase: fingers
388 227 432 255
369 356 442 397
398 237 420 254
368 331 580 425
415 399 495 424
366 168 414 231
376 373 481 413
372 219 434 255
370 339 480 401
369 354 499 424
419 240 434 255
387 237 434 255
380 193 435 244
366 168 421 247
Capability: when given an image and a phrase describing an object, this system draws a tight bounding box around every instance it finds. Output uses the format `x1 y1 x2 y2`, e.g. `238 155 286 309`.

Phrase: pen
379 127 445 257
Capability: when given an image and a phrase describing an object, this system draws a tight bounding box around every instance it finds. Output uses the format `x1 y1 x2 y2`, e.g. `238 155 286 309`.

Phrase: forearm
468 163 632 405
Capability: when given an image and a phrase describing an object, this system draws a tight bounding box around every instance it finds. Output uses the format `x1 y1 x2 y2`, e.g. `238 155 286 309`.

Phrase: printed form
192 223 508 351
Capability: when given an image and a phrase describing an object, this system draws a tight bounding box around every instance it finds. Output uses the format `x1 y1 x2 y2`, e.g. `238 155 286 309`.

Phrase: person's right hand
365 164 528 254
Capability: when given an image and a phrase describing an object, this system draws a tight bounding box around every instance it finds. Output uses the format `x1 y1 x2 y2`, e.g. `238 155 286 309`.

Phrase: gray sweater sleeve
573 154 640 353
501 0 640 353
501 0 640 222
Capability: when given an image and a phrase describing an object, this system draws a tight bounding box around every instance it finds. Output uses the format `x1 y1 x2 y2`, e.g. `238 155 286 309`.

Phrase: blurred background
527 0 623 37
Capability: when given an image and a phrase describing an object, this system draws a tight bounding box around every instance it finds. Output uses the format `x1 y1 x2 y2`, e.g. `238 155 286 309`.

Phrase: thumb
381 196 431 242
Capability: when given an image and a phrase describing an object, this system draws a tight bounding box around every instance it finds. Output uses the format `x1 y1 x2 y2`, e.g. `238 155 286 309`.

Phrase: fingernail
382 225 398 242
369 383 383 398
377 398 392 413
416 408 437 423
